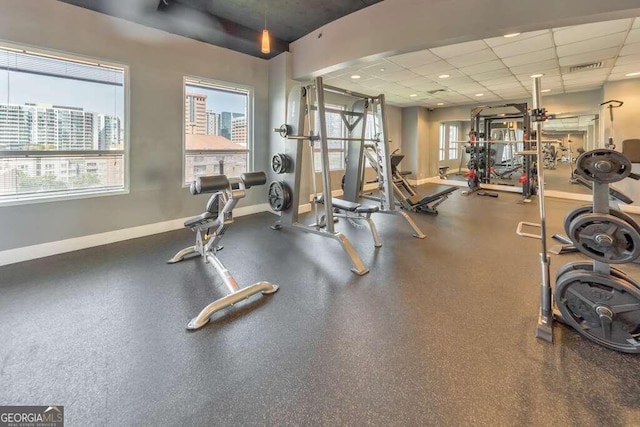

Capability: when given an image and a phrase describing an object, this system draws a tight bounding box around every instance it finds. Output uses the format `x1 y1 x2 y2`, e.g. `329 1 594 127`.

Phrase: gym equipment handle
516 221 542 240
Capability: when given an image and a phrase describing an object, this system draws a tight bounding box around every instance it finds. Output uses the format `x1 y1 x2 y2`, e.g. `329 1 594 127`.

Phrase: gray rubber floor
2 188 640 426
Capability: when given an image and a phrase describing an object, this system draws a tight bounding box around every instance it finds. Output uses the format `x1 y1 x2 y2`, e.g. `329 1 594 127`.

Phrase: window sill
0 187 129 208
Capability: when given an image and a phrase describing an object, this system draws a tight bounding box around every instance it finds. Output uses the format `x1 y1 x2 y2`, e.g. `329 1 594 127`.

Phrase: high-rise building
220 112 244 140
206 111 220 136
97 115 122 150
185 93 207 135
0 104 32 150
231 116 247 145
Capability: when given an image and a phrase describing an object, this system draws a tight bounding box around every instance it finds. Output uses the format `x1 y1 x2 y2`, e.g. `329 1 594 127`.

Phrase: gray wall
0 1 269 251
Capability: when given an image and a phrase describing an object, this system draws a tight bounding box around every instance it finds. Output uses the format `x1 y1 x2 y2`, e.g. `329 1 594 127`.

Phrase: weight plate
274 124 291 138
268 181 292 212
563 206 640 239
568 213 640 264
575 149 632 183
555 270 640 353
271 153 291 174
556 261 635 285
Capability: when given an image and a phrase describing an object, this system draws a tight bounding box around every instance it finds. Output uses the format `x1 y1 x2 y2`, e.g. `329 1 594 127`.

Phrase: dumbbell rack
517 76 640 353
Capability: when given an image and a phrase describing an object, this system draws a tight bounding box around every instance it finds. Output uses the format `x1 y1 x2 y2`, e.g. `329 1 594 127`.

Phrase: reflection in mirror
541 113 598 195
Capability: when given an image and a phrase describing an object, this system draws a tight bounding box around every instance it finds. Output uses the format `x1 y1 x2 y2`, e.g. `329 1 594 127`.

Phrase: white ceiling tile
509 59 559 75
616 53 640 66
387 50 441 68
627 29 640 45
562 69 609 81
556 32 627 57
479 76 520 86
357 77 390 89
459 60 505 75
553 19 633 45
492 34 554 58
446 49 499 68
472 69 515 82
439 77 476 87
612 63 640 74
378 69 421 82
634 18 640 29
620 42 640 56
558 47 619 67
502 48 556 67
484 82 524 91
430 40 488 58
361 61 404 76
485 30 551 48
608 73 640 82
565 86 603 93
398 76 440 89
411 60 459 76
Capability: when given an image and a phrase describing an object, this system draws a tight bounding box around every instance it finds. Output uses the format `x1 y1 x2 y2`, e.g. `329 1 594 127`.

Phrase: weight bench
405 185 458 214
316 195 381 247
167 172 278 330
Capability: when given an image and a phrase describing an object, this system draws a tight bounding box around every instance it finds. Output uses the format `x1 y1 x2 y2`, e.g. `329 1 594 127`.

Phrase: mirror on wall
539 113 598 195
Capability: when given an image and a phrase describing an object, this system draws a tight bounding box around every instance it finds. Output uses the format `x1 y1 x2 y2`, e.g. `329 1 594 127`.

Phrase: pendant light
261 3 270 55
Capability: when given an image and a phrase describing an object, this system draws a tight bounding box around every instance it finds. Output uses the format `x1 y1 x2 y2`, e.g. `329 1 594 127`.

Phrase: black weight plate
563 206 640 239
575 149 632 183
568 213 640 264
268 181 292 212
555 270 640 353
271 153 290 174
556 261 635 285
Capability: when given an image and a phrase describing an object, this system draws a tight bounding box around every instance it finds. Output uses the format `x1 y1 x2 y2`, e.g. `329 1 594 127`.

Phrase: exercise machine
269 77 377 275
385 151 457 214
168 172 278 330
517 76 640 353
601 100 623 150
464 104 536 200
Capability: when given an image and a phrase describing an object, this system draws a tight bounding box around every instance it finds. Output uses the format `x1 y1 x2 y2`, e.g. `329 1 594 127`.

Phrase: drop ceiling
322 17 640 108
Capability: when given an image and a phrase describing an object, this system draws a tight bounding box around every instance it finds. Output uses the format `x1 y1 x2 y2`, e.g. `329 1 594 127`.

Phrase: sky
0 71 124 119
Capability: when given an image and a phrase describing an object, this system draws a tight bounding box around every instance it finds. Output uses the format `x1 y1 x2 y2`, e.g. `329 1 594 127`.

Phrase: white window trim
0 41 130 207
182 75 254 187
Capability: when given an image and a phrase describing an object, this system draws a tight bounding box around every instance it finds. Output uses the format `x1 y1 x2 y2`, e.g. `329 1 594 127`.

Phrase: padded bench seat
408 186 457 207
317 196 379 213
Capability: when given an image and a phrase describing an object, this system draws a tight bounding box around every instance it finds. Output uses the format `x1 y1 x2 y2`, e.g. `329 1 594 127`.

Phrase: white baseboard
0 203 270 267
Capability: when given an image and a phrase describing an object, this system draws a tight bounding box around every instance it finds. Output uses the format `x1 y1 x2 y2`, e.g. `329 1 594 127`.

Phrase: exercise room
3 0 640 425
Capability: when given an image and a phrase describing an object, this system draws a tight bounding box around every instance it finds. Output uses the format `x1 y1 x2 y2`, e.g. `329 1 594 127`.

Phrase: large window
0 45 126 204
439 122 460 162
184 78 250 184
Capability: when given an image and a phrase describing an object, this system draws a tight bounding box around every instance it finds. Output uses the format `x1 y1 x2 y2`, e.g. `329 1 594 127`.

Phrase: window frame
0 41 130 207
182 76 253 186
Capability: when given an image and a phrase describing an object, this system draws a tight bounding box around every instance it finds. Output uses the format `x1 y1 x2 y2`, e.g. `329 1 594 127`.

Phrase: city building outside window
439 123 446 161
184 77 250 184
313 104 347 172
448 125 459 160
0 44 127 204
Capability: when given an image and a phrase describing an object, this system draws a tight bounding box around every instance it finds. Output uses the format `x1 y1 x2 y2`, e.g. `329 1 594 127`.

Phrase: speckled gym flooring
1 188 640 425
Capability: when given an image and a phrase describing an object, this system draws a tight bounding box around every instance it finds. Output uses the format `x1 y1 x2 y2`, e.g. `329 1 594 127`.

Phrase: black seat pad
317 196 378 213
409 186 457 206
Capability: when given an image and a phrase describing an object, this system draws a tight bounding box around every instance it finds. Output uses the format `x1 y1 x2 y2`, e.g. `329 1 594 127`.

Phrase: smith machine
268 77 385 275
464 104 536 201
342 96 456 218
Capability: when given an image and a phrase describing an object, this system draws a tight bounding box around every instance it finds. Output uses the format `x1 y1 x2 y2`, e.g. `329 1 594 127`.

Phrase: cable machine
464 104 536 200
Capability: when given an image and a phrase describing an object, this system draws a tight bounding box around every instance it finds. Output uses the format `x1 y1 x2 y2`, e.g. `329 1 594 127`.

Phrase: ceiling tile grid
322 16 640 108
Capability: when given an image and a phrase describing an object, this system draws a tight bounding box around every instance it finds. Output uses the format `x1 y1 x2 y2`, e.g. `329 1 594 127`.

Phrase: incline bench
167 172 278 330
